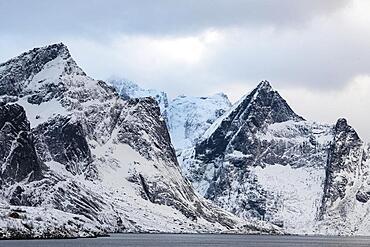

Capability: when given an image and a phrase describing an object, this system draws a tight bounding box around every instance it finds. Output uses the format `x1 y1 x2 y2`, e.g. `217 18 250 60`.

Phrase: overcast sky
1 0 370 140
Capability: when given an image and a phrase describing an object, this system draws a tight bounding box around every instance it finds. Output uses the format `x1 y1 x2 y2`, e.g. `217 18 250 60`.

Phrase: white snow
252 164 326 234
256 120 332 145
168 93 231 150
108 78 169 116
202 93 248 140
108 79 232 151
179 112 335 235
317 144 370 235
1 46 264 237
25 56 65 91
16 97 68 128
0 206 104 238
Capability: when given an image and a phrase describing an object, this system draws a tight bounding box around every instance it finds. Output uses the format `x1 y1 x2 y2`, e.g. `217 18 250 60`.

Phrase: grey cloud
0 0 349 37
0 0 365 95
0 0 370 141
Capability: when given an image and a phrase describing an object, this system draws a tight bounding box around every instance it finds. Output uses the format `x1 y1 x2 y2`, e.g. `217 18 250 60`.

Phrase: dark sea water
2 234 370 247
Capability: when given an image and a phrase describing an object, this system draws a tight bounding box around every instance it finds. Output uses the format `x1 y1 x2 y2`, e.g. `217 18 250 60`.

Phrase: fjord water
2 234 370 247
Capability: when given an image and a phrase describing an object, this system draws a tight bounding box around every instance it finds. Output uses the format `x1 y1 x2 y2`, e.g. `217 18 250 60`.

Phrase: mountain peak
196 80 304 163
335 118 349 131
42 42 70 57
34 42 70 56
37 42 69 53
243 80 304 125
320 118 364 218
0 43 79 97
333 118 361 143
1 43 70 68
256 80 272 91
213 92 230 101
202 81 304 140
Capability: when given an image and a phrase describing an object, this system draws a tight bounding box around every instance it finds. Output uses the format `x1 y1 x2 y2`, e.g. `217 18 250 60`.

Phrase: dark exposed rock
8 212 21 219
183 81 310 221
117 97 177 164
0 104 44 184
0 103 29 132
9 186 25 206
320 118 364 218
0 43 69 96
356 190 370 203
33 115 94 177
97 80 118 97
27 83 67 104
195 80 304 163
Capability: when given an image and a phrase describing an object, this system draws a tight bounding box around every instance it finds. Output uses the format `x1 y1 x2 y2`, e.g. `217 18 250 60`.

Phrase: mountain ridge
106 75 370 235
1 42 369 237
180 81 370 235
107 78 232 151
0 43 278 238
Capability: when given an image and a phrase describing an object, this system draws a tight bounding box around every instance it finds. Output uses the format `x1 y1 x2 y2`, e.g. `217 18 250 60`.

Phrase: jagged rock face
180 81 338 234
0 43 278 237
33 116 94 177
0 43 70 97
108 79 232 151
180 81 370 235
321 118 363 212
103 96 250 230
116 97 176 164
0 104 29 131
318 119 370 235
0 104 43 184
109 79 170 125
195 81 304 163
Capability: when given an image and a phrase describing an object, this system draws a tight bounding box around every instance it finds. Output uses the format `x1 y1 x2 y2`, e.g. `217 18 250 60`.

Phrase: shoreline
2 232 370 241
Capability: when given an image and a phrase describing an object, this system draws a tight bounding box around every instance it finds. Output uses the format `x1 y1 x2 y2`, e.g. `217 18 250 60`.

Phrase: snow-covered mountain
109 79 170 124
179 81 370 235
2 43 368 238
107 79 231 151
0 44 278 239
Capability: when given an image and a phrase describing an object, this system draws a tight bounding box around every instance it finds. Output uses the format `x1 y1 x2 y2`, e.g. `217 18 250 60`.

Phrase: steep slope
109 79 170 124
0 44 278 238
180 81 370 235
168 94 231 151
108 79 232 151
0 104 44 184
318 119 370 235
195 81 305 163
